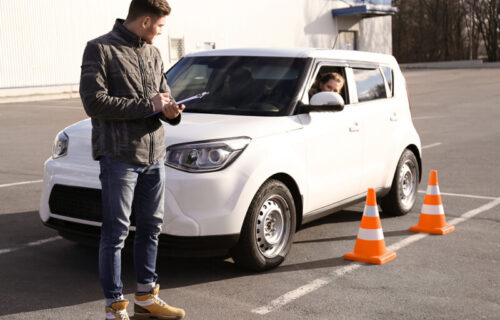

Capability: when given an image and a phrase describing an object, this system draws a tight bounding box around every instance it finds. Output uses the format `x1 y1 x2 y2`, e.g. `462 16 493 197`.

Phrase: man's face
141 15 166 44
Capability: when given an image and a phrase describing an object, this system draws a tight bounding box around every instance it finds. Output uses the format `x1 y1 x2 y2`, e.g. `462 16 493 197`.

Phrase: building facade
0 0 396 96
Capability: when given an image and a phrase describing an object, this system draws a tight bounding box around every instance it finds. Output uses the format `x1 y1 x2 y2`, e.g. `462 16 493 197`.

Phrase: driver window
308 66 348 104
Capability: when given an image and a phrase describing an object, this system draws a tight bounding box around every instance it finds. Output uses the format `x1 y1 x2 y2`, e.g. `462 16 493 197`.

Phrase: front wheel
232 180 296 271
380 149 420 216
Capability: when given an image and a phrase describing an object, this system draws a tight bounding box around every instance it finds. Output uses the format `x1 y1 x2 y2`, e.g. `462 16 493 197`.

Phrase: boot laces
152 294 168 308
114 308 128 320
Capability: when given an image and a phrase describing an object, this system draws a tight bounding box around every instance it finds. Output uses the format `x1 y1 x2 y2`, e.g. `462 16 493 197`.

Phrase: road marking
422 142 442 149
252 278 331 315
0 236 62 255
251 196 500 315
0 104 81 110
418 190 497 200
412 116 442 120
0 179 43 188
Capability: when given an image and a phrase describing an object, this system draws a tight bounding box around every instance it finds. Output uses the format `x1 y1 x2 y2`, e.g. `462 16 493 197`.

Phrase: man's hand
151 93 184 120
152 93 170 112
162 100 185 120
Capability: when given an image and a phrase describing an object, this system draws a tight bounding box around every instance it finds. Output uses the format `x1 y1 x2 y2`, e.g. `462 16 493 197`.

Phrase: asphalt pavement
0 68 499 319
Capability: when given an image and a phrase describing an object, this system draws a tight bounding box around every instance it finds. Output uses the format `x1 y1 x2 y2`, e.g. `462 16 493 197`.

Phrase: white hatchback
40 48 422 271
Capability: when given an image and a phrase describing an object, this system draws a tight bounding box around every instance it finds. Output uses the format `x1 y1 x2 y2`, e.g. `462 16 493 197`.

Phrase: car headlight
166 137 251 173
52 131 69 159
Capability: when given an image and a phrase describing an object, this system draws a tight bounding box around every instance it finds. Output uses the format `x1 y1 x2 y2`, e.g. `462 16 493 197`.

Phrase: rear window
353 68 387 102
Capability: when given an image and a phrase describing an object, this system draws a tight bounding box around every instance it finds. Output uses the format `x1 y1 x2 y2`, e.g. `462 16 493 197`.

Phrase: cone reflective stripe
410 170 455 235
344 188 396 265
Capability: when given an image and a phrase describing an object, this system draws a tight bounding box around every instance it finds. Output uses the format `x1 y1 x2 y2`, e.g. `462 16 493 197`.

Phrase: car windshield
166 56 308 116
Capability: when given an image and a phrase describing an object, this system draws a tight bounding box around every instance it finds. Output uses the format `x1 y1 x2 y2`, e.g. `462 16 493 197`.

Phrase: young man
79 0 185 319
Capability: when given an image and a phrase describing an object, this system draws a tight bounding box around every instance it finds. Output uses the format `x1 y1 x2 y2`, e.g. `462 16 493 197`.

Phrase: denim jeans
99 156 165 299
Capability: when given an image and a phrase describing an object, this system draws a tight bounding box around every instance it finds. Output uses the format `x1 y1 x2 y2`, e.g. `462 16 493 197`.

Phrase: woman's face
320 79 343 93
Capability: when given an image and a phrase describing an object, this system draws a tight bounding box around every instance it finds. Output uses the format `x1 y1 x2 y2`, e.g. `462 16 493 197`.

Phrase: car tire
380 149 420 216
232 179 296 271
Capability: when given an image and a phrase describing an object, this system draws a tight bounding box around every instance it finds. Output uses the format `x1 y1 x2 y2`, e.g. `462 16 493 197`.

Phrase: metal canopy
331 3 398 18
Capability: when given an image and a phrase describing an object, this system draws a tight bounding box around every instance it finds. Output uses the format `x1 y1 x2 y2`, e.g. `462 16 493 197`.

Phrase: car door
298 63 364 212
350 66 397 190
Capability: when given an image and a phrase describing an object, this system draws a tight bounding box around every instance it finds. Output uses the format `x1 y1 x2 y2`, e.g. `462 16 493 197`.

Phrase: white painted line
0 104 81 110
0 236 62 255
252 278 331 315
0 179 43 188
418 190 497 200
252 197 500 315
448 197 500 224
412 116 442 120
422 142 442 149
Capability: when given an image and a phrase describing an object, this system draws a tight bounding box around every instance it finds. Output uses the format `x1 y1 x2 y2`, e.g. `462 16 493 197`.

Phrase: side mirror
297 92 345 114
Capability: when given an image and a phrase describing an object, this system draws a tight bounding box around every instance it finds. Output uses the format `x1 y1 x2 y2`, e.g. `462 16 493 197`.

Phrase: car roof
185 48 396 65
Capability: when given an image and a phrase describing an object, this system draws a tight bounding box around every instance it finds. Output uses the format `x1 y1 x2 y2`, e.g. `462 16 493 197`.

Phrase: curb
400 60 500 70
0 84 79 104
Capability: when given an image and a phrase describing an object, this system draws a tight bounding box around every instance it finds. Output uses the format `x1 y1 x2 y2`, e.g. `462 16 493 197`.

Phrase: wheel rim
255 195 291 258
398 159 418 209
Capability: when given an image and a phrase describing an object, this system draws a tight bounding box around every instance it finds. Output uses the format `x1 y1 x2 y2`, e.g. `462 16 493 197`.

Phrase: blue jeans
99 156 165 299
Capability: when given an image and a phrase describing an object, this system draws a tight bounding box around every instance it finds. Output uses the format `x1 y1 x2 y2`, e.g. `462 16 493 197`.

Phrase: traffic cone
410 170 455 235
344 188 396 264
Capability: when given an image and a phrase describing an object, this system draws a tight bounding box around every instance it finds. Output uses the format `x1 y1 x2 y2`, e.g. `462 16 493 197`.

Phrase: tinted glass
381 66 393 97
166 56 307 116
353 68 387 102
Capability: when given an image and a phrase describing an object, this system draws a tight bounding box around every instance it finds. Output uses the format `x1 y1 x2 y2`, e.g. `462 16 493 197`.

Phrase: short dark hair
126 0 171 21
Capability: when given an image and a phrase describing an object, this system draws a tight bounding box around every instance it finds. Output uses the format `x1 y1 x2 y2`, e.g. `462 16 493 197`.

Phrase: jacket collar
113 19 146 48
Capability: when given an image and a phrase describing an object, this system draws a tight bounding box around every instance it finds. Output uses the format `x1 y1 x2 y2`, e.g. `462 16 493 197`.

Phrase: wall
0 0 129 88
0 0 392 92
359 15 392 54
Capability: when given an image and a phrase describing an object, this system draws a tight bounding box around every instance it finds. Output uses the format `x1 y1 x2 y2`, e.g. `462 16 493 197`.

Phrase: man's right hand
152 93 171 112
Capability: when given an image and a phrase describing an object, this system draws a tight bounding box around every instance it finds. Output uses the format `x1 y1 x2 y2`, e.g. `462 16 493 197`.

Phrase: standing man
79 0 185 319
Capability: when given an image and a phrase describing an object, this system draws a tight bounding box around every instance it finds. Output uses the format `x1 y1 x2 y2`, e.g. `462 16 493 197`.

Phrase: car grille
48 184 136 225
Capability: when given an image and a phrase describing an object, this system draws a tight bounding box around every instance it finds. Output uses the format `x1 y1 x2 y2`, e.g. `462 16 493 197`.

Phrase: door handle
349 122 360 132
390 112 398 122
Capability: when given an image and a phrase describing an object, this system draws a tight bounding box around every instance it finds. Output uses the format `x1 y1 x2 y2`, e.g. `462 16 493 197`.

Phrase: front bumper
44 217 239 257
40 153 258 240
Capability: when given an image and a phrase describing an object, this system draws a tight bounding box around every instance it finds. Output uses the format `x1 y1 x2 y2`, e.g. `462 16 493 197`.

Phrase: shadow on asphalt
0 211 248 316
0 208 412 316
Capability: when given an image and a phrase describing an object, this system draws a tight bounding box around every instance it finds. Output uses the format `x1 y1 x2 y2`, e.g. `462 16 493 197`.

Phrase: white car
40 48 421 271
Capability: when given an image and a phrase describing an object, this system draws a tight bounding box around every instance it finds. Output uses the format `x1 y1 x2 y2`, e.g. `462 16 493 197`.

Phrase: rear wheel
380 149 420 216
232 179 296 271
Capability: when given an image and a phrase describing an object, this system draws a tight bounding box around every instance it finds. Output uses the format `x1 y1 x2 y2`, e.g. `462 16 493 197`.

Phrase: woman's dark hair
126 0 171 21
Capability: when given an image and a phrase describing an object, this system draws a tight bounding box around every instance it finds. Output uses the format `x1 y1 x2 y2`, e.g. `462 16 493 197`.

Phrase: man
79 0 185 319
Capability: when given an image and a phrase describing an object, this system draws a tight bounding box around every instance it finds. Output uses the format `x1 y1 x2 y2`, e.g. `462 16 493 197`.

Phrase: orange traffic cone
344 188 396 264
410 170 455 235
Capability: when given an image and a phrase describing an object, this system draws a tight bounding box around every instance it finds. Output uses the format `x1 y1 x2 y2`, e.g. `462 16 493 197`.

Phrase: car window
380 66 393 98
169 64 213 97
166 56 308 116
308 65 348 104
352 68 387 102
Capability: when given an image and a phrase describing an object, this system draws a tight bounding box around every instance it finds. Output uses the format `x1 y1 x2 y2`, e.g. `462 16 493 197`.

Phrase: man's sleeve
79 41 155 120
158 57 181 126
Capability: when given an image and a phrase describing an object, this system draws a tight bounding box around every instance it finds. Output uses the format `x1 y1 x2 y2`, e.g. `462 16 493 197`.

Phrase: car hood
164 113 302 145
64 113 303 147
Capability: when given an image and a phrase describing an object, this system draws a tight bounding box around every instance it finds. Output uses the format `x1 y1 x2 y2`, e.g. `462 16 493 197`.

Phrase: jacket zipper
137 48 155 164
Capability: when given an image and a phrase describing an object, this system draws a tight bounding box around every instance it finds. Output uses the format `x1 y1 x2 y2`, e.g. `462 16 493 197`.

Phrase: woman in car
309 72 344 97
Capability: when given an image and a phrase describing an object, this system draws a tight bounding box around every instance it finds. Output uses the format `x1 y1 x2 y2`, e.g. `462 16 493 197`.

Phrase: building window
336 31 357 50
169 38 185 63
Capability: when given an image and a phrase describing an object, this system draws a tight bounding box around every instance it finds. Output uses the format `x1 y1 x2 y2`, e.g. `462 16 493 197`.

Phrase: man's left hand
162 100 185 120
